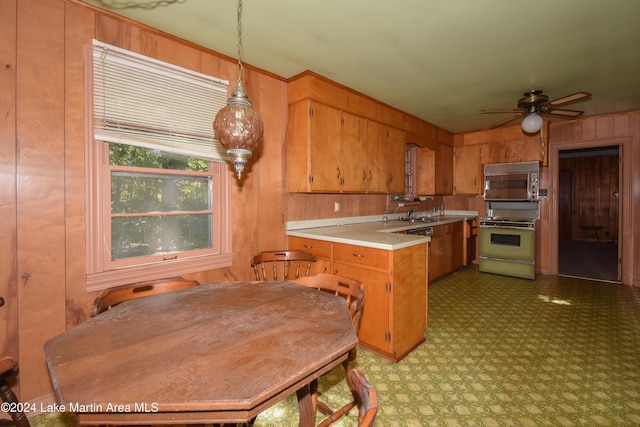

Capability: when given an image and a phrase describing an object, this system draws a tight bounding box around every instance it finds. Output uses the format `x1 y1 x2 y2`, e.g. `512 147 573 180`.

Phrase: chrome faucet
407 209 416 219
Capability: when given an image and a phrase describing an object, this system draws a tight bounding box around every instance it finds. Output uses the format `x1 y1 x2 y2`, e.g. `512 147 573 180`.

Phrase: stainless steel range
479 161 541 280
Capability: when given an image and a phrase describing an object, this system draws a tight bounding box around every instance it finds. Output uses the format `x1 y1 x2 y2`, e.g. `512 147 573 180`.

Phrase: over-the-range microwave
483 161 540 202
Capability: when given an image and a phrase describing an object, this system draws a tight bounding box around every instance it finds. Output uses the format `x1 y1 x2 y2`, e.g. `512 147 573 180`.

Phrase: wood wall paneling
0 0 19 387
64 1 97 328
558 155 619 241
16 0 67 400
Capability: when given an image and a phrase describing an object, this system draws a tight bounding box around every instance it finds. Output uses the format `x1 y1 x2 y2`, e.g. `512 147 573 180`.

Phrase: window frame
85 41 233 292
86 140 232 292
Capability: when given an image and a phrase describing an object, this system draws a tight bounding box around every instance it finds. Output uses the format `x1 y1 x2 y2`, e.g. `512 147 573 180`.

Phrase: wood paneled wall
2 0 288 400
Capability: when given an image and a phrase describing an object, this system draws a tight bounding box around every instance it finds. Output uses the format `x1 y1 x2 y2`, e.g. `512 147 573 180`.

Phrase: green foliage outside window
109 144 213 260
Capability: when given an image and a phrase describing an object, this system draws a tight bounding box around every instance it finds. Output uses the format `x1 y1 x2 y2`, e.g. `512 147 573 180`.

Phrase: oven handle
480 225 535 231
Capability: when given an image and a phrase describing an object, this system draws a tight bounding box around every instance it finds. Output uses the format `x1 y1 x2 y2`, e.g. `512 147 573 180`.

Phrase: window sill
86 253 233 292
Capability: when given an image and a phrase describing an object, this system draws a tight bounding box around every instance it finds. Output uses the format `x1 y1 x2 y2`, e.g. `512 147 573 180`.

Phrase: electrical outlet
334 201 340 212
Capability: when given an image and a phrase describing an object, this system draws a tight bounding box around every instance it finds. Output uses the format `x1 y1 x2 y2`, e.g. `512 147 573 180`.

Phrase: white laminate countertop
286 211 478 251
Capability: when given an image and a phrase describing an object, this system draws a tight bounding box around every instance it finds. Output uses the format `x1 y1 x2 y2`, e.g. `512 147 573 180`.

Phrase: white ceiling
82 0 640 134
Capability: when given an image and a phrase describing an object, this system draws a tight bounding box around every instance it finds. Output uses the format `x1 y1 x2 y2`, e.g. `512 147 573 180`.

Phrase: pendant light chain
236 0 244 86
213 0 264 180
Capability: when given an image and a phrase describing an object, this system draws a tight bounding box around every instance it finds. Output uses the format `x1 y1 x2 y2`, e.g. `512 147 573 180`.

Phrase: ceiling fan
480 90 592 132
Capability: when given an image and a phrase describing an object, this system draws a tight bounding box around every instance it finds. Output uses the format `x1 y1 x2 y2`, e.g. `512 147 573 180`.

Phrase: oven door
479 225 535 279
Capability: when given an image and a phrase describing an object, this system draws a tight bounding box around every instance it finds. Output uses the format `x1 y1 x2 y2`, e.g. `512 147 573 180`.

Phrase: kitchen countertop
286 211 478 250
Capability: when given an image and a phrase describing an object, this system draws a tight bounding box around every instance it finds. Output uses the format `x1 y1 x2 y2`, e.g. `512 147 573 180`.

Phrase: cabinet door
341 112 368 192
435 144 453 195
288 236 331 275
453 144 482 195
386 126 406 194
416 147 435 195
310 102 343 192
333 261 390 353
286 101 312 192
365 120 388 193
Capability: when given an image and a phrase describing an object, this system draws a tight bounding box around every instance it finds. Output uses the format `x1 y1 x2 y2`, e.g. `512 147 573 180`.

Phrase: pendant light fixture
213 0 264 180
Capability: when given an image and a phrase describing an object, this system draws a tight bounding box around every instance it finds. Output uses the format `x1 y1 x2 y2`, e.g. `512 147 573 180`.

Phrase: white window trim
85 41 233 291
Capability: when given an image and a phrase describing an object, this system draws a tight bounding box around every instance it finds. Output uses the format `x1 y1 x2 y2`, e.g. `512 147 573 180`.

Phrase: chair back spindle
251 250 317 281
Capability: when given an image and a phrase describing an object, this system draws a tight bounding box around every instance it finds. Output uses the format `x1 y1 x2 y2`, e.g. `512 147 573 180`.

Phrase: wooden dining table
44 281 359 426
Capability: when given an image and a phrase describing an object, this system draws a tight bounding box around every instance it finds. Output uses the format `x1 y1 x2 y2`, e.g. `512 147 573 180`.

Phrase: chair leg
0 379 30 427
314 360 358 427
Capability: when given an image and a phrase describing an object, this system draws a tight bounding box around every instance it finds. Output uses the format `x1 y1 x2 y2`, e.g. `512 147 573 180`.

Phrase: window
86 40 232 291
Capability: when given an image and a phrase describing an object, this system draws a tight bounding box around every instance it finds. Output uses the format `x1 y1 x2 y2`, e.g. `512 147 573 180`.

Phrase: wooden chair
349 368 378 427
251 250 317 281
0 356 30 427
92 277 200 316
291 273 365 426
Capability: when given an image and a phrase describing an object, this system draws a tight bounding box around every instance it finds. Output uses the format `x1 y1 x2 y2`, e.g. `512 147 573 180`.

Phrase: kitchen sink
395 216 442 223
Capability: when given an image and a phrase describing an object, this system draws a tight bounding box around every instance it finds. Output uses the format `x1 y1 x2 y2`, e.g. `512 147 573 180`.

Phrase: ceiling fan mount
480 89 592 130
517 90 548 112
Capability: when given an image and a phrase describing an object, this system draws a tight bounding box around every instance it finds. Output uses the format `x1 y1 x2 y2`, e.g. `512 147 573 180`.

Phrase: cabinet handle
336 167 341 179
352 253 365 258
369 171 372 181
362 170 367 181
303 244 313 249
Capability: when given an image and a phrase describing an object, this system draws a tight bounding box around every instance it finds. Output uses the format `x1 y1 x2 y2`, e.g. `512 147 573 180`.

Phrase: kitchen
2 0 640 417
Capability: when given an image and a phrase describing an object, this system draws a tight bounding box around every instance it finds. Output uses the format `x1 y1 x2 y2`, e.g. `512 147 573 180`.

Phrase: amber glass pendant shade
213 81 263 179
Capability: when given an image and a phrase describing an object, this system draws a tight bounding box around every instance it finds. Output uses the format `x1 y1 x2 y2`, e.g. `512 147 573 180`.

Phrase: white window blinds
91 39 229 162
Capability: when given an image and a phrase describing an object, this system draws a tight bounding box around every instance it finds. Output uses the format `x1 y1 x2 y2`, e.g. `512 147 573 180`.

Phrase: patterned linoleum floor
31 266 640 426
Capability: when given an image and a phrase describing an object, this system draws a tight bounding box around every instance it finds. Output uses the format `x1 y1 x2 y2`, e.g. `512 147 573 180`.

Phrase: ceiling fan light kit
480 90 592 133
521 112 543 133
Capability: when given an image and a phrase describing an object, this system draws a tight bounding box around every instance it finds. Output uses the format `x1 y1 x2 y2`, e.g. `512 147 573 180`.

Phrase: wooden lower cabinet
429 222 464 282
289 236 427 361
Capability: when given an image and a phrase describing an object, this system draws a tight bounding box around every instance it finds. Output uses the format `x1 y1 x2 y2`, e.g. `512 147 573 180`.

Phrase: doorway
557 146 620 282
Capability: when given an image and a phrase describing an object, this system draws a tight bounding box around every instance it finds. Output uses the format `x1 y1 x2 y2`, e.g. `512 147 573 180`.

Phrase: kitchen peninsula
287 211 476 361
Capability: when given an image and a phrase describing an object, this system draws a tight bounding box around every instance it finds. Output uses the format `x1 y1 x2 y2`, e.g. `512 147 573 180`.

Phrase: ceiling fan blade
546 108 584 117
548 92 592 106
490 113 525 128
480 108 526 114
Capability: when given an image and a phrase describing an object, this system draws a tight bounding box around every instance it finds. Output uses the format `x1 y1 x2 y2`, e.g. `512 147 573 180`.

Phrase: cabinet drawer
288 236 332 259
432 221 463 237
333 243 388 269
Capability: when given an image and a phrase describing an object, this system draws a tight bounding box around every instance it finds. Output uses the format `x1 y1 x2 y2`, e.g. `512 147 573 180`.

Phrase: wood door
333 261 390 353
416 147 435 195
286 101 313 192
386 126 406 194
365 120 388 193
435 144 453 195
310 102 343 192
288 236 331 275
453 144 482 195
341 112 367 192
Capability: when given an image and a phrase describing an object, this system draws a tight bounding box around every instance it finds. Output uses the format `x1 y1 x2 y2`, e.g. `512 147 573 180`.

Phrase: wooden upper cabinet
287 71 449 194
386 126 406 194
365 120 388 193
341 112 368 192
287 98 406 194
416 147 435 195
287 100 345 192
453 144 482 195
310 103 343 192
435 143 453 195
